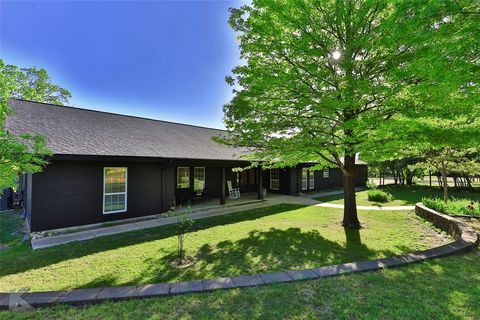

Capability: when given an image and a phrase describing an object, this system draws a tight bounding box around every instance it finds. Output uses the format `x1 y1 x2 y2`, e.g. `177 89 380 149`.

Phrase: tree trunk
406 170 414 185
466 176 473 190
399 172 405 185
342 155 361 229
441 170 448 203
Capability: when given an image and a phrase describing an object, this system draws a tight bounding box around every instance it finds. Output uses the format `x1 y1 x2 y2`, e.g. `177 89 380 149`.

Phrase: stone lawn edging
1 203 478 311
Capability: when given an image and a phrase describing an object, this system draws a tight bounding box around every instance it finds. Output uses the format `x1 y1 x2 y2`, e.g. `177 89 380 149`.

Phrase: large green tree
0 60 71 191
221 0 479 228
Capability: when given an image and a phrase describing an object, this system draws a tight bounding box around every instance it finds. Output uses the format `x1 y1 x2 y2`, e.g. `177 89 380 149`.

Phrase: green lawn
2 248 478 320
315 185 480 206
0 209 26 249
0 204 446 292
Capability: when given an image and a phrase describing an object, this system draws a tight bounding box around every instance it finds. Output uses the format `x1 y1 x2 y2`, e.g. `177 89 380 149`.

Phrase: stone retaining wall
415 203 478 245
1 203 477 310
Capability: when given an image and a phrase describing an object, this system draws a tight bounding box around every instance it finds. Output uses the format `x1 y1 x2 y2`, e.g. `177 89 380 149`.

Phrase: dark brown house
6 99 368 232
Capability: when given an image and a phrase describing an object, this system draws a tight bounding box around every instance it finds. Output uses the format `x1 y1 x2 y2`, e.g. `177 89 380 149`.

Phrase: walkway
31 194 318 250
302 187 364 199
304 188 415 211
30 190 414 250
314 202 415 211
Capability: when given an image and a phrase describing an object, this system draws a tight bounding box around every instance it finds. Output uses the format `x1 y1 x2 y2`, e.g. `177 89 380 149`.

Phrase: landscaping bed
422 197 480 217
0 204 448 292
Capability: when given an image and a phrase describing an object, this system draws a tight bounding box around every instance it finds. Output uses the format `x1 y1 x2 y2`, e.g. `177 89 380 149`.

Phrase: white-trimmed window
194 167 205 195
309 170 315 189
323 168 330 178
270 169 280 190
301 168 308 190
103 167 127 214
177 167 190 189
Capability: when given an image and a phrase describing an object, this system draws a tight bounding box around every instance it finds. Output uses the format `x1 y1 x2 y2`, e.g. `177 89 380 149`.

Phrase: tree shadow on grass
0 204 308 277
128 226 399 286
78 274 120 290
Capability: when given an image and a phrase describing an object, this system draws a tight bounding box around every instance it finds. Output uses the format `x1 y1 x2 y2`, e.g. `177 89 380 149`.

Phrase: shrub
366 179 377 190
422 198 447 213
368 189 394 203
422 197 480 217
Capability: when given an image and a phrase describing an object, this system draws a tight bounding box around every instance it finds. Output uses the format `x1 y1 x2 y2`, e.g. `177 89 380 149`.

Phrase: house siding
29 159 254 231
354 165 369 186
162 165 175 211
30 160 164 232
310 167 344 191
25 173 33 230
290 164 368 195
27 158 368 232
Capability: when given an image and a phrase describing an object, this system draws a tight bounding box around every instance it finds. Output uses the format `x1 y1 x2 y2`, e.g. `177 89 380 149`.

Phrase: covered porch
177 192 263 212
174 164 265 208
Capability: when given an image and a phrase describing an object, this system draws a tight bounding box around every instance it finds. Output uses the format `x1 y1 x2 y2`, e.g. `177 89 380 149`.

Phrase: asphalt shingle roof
6 99 251 161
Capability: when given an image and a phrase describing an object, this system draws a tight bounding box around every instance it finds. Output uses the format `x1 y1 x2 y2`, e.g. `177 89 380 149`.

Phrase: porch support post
258 168 263 200
220 166 226 205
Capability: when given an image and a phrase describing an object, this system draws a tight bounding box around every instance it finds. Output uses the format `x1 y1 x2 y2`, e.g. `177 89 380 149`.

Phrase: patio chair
227 181 241 199
176 188 195 205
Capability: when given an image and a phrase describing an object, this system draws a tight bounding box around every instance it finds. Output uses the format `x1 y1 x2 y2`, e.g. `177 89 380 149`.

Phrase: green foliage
221 0 480 226
367 189 394 203
222 0 480 169
411 148 480 177
0 59 69 190
410 147 480 202
0 132 51 191
422 197 480 217
1 60 71 105
366 180 377 190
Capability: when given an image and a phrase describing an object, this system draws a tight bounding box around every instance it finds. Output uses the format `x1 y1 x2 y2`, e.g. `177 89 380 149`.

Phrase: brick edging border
1 203 478 310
